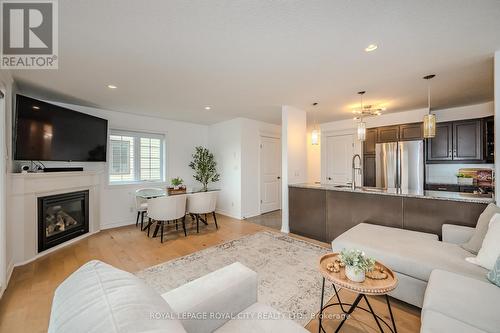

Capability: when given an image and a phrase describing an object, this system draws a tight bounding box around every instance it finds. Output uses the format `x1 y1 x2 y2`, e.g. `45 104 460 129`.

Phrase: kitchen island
289 183 493 243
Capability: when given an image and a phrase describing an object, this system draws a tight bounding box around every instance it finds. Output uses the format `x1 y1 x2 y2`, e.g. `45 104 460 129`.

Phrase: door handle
277 176 281 179
327 177 332 180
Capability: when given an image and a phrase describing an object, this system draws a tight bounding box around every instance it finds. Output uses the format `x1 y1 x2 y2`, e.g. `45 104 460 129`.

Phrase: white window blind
109 130 165 184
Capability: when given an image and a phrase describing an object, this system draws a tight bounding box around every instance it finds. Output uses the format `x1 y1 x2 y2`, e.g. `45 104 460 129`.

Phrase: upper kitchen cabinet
377 125 399 143
427 122 453 161
363 128 378 154
426 118 485 163
399 123 423 141
453 120 482 160
484 116 494 163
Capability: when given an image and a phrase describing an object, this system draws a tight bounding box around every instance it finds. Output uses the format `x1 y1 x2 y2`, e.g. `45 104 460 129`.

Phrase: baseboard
241 211 260 219
215 209 242 220
100 219 135 230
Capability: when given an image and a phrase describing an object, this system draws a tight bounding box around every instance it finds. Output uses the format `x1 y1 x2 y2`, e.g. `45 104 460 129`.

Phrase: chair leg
141 211 146 230
212 212 218 229
175 219 178 230
136 211 140 227
195 214 199 233
182 216 187 237
160 222 164 243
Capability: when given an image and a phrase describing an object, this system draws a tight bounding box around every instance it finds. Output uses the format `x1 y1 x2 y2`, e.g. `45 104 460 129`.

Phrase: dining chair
146 194 187 243
186 191 219 233
135 188 165 230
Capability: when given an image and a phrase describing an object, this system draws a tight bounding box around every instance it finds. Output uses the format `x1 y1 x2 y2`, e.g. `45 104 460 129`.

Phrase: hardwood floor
0 214 420 333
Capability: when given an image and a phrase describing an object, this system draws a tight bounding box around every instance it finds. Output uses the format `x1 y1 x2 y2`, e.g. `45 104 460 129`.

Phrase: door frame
259 132 281 215
321 129 362 185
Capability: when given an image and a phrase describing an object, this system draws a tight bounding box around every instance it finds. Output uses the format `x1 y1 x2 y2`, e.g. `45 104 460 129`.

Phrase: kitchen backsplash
426 164 494 184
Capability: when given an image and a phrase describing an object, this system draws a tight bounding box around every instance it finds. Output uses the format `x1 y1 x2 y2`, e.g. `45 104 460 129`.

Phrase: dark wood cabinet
426 119 484 163
377 125 399 143
288 187 327 242
399 123 423 141
426 122 453 161
363 129 377 155
363 154 376 187
453 120 482 160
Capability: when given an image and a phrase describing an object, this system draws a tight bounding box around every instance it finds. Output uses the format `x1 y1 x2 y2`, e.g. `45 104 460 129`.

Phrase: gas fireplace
38 190 89 252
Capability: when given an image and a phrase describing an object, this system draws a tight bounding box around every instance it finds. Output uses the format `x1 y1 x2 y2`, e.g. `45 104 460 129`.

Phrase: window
109 130 165 184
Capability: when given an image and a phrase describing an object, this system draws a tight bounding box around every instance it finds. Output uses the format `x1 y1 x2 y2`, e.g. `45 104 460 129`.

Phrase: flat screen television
14 95 108 162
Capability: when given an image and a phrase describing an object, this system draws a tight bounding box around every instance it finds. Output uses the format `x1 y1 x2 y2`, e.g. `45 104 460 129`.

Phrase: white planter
345 265 365 283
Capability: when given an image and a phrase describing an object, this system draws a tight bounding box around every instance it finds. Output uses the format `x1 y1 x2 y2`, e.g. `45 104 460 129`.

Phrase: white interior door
260 136 281 213
325 134 354 185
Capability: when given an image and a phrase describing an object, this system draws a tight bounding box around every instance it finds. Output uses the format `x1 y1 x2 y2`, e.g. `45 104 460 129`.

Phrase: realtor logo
1 0 58 69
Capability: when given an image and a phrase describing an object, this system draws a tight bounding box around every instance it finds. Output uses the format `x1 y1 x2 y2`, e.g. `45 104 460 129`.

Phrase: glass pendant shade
311 129 320 145
357 121 366 141
423 113 436 138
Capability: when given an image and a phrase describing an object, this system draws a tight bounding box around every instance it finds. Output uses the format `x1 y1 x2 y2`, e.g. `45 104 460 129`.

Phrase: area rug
136 231 335 326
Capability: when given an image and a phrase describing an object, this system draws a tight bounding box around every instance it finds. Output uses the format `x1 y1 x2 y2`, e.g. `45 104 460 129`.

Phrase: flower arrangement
339 249 375 282
171 177 184 187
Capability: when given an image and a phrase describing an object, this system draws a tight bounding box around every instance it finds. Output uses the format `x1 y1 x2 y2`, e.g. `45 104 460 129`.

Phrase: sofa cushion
331 223 487 282
420 310 486 333
466 213 500 270
423 269 500 333
48 260 186 333
462 203 500 254
214 302 308 333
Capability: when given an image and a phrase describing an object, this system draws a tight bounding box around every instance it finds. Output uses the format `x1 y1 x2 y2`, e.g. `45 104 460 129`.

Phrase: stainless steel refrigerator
375 140 424 193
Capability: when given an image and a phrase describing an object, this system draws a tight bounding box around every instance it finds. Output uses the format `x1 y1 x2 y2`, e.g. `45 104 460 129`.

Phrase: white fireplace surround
8 171 101 266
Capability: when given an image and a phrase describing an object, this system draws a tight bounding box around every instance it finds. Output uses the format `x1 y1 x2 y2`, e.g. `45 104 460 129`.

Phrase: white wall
316 102 494 184
495 51 500 203
0 72 13 297
208 119 242 219
208 118 281 219
241 119 280 218
281 106 307 233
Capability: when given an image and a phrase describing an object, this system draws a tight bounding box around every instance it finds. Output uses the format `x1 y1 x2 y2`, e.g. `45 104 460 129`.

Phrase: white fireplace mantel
8 171 102 266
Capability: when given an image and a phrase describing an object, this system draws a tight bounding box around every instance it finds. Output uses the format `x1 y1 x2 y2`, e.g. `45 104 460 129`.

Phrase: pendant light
357 91 367 141
311 102 320 145
423 74 436 138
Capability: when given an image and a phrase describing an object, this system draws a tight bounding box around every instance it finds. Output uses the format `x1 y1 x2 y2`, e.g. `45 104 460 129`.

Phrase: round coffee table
317 253 399 333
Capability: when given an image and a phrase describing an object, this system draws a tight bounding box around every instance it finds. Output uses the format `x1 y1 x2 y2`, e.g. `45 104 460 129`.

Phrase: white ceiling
10 0 500 125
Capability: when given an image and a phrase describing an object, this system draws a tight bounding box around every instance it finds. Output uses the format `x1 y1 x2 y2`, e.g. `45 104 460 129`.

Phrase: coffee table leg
332 284 348 313
318 277 325 333
386 295 398 333
363 295 384 332
334 293 363 333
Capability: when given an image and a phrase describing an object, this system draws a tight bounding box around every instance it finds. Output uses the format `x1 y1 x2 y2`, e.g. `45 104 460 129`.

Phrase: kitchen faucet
351 154 362 190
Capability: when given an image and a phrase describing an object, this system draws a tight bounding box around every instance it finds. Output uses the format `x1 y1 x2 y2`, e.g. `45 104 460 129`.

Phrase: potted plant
189 146 220 191
339 249 375 283
170 177 184 190
167 177 186 194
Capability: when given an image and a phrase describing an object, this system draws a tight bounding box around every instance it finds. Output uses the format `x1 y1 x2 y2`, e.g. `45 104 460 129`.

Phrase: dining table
136 188 220 238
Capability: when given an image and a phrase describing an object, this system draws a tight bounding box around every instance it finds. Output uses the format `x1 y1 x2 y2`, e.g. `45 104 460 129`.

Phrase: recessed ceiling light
365 44 378 52
32 106 40 110
204 106 212 110
107 84 117 89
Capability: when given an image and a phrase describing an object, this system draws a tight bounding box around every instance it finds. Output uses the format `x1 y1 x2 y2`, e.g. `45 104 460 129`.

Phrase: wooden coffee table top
319 253 398 296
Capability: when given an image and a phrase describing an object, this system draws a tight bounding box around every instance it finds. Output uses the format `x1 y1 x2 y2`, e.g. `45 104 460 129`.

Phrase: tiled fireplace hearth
9 171 101 266
38 190 89 252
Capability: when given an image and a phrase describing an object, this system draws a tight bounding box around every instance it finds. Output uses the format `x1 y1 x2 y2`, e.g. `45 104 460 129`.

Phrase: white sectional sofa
48 260 308 333
332 222 499 333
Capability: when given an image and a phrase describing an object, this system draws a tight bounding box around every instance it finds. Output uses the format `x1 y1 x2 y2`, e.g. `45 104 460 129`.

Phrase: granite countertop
289 183 495 204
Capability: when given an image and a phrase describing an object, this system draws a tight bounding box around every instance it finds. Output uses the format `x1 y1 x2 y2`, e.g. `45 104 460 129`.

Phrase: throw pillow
466 213 500 270
488 255 500 287
462 203 500 254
